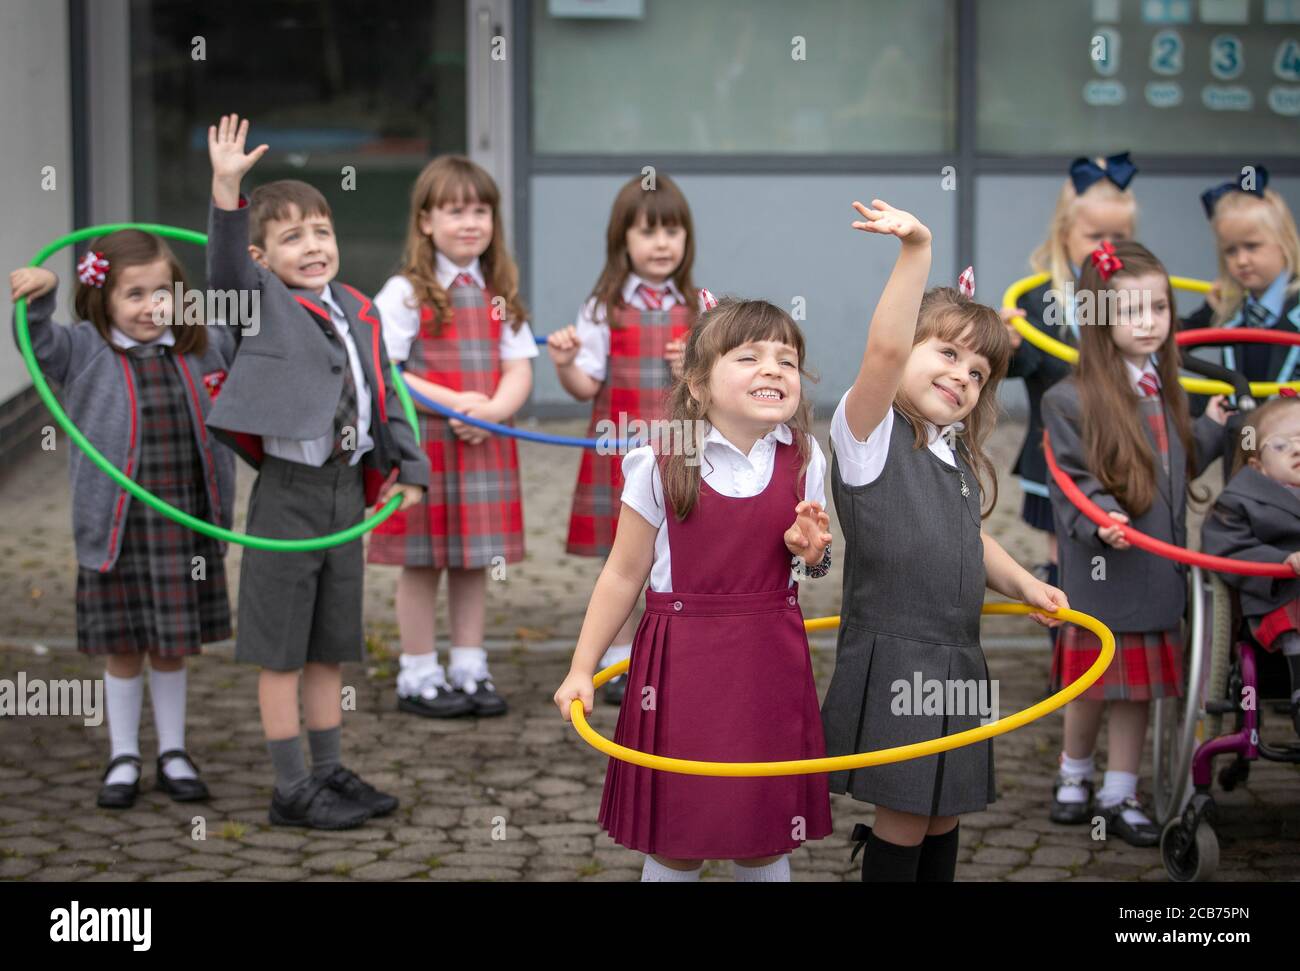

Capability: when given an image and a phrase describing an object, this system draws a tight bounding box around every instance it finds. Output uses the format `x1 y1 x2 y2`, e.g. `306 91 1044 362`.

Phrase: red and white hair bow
1090 241 1123 281
698 287 718 311
957 266 975 299
77 250 110 288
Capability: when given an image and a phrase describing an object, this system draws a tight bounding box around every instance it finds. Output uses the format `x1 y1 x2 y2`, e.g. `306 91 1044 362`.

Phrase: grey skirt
820 623 997 816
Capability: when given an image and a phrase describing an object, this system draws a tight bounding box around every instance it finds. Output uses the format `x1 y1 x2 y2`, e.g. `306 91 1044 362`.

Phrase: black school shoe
269 775 370 830
1100 796 1160 847
396 684 476 718
316 765 398 818
601 675 627 706
154 749 210 802
1049 775 1095 825
97 755 142 810
459 677 508 717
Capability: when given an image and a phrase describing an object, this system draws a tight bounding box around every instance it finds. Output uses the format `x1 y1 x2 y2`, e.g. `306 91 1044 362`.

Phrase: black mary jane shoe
396 684 476 719
155 749 210 802
1049 775 1095 825
317 765 399 818
459 677 508 717
601 675 627 706
97 755 142 810
1101 796 1161 847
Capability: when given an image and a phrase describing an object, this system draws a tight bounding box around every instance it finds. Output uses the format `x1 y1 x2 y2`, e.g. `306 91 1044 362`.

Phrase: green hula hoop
15 223 415 551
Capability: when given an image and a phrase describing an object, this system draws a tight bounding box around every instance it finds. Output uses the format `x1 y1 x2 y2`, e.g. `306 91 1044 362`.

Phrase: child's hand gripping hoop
1000 272 1300 399
567 604 1116 777
14 224 411 551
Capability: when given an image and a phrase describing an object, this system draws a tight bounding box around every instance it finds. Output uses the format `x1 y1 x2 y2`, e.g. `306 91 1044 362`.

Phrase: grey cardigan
13 287 237 572
1200 465 1300 618
1043 377 1222 633
202 199 428 501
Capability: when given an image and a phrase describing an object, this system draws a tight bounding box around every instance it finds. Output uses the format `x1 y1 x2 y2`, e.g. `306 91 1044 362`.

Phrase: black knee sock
916 824 960 882
860 828 922 882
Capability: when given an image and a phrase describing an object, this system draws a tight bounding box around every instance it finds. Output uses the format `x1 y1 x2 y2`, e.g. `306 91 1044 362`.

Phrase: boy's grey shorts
235 455 365 671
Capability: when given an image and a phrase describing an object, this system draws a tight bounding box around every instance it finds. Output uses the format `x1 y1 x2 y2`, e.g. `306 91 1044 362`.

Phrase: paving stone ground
1 418 1296 882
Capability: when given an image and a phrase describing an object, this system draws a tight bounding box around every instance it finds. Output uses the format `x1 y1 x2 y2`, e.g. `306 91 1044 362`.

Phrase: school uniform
820 395 996 816
566 276 701 557
1200 465 1300 651
1182 272 1300 416
598 424 832 859
15 287 236 655
1007 278 1077 533
203 197 427 672
366 258 537 570
1043 366 1222 700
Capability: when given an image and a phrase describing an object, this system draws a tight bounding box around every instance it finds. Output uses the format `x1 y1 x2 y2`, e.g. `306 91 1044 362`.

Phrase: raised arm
206 114 269 297
841 199 932 441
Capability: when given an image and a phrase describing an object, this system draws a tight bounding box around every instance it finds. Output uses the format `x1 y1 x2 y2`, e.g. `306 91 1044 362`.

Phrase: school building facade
3 0 1299 461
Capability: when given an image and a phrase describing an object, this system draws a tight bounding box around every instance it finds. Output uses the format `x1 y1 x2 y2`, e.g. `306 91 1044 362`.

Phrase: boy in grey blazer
206 114 428 830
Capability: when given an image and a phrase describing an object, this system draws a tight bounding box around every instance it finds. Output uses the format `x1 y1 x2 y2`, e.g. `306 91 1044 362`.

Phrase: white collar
702 421 792 459
1124 357 1159 391
922 419 962 450
317 285 344 316
622 273 684 306
436 252 486 291
110 326 176 350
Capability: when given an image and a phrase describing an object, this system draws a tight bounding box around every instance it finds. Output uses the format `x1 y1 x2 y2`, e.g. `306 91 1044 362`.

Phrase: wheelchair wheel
1161 817 1220 883
1154 567 1210 824
1205 573 1235 739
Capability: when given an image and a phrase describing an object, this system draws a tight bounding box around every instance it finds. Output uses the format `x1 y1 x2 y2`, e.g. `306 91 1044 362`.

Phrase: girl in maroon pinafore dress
555 298 834 881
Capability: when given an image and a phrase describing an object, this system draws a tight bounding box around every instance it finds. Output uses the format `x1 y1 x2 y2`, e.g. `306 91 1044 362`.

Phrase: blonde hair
893 288 1011 518
1030 160 1138 295
1209 189 1300 325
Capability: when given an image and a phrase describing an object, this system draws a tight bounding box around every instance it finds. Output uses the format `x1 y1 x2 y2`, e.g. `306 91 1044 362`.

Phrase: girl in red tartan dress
546 174 710 704
1041 241 1229 846
369 156 536 718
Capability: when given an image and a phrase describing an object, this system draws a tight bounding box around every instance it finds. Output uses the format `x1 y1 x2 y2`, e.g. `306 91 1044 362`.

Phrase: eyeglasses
1260 435 1300 454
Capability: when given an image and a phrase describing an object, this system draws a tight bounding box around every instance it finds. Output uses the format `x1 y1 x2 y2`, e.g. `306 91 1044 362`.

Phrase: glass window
130 0 466 294
978 0 1300 155
531 0 955 154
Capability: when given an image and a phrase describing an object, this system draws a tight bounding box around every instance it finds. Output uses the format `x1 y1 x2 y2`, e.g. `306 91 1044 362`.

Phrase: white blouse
829 390 956 487
573 274 701 382
619 422 827 592
374 252 539 365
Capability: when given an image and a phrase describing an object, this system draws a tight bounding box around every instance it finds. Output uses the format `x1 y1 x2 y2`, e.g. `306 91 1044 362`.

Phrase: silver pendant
959 471 971 498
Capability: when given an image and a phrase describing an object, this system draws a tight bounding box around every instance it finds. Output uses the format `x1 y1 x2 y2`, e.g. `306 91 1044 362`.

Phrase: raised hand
208 114 269 207
10 268 57 303
850 199 932 247
784 500 832 565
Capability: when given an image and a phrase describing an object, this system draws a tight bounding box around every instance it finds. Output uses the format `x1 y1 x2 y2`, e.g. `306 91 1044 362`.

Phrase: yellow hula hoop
567 603 1114 777
1001 272 1300 398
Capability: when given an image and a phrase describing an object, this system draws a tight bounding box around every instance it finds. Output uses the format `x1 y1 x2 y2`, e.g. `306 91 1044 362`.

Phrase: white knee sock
448 646 489 688
104 671 144 786
149 667 196 780
1056 752 1095 803
599 643 632 674
641 857 702 882
733 857 791 882
1097 770 1148 825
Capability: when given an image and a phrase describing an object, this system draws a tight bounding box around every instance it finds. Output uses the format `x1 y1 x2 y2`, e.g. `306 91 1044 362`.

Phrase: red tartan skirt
366 411 524 570
1250 599 1300 651
1052 626 1184 701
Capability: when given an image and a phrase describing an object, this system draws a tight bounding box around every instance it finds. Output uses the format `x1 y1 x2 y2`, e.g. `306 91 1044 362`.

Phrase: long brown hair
397 155 527 335
661 299 814 520
590 173 698 329
893 288 1010 517
1231 396 1300 477
1074 240 1199 516
73 229 206 356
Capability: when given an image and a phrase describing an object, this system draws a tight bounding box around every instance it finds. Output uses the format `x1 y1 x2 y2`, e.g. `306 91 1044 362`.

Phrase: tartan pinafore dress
368 277 524 569
566 302 689 557
76 345 231 655
598 438 832 859
1052 387 1183 701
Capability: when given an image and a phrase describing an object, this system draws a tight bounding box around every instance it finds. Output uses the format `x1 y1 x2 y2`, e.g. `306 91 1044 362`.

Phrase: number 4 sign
1277 39 1300 80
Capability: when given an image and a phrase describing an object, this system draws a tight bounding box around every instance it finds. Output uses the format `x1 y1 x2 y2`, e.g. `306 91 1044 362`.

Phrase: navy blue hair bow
1200 165 1269 219
1069 152 1139 195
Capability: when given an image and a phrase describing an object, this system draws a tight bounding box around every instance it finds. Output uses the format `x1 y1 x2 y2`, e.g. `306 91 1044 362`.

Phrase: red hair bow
1090 241 1123 281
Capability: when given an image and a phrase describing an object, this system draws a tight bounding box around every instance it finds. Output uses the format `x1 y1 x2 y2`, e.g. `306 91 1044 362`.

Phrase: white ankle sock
397 652 448 698
1097 770 1148 825
641 857 701 882
448 646 489 688
105 671 144 786
599 643 632 671
733 857 791 882
1056 752 1095 803
149 667 196 780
